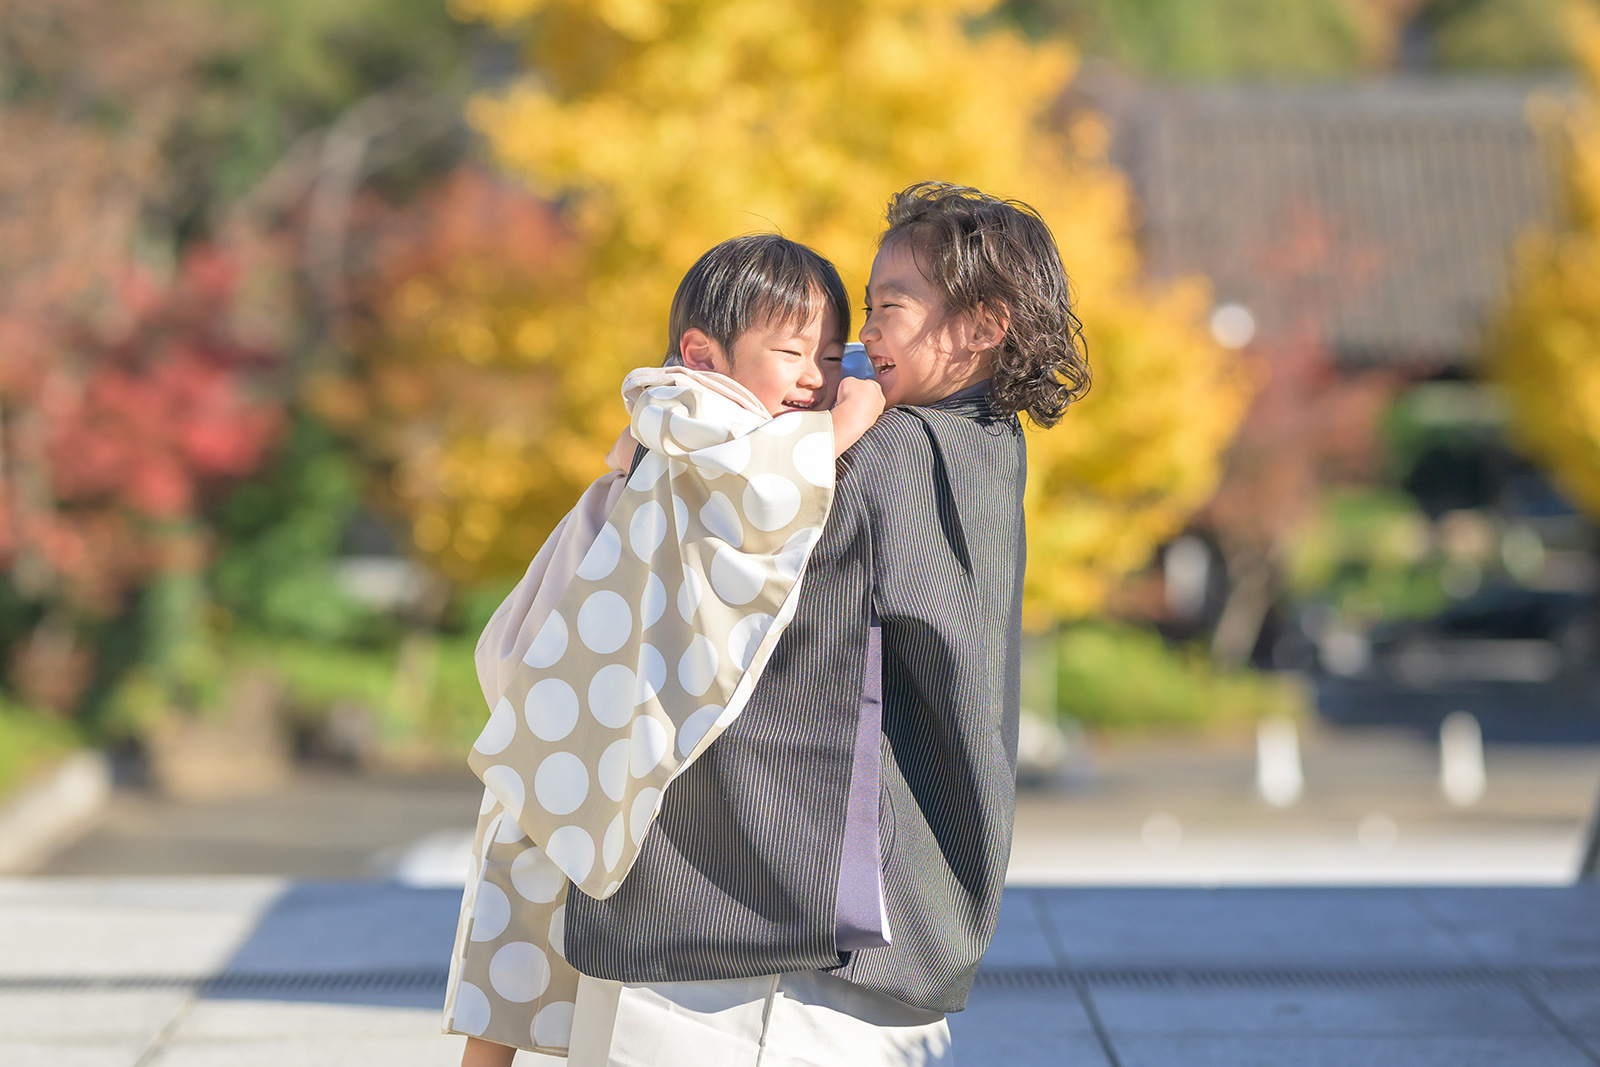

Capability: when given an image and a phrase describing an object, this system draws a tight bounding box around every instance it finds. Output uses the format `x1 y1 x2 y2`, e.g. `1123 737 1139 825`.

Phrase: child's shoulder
848 407 939 473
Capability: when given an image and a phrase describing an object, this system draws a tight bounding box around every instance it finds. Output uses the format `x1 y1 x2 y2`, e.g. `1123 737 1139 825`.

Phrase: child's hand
836 375 886 417
831 376 886 455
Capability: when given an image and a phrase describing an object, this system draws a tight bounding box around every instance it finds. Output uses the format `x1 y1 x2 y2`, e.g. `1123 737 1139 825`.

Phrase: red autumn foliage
0 248 284 613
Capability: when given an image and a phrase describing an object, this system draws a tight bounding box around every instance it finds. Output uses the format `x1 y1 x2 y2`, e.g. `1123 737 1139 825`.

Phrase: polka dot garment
442 367 835 1056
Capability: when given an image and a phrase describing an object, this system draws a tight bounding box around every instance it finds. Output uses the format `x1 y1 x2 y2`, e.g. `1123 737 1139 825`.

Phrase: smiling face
859 241 993 408
680 299 843 416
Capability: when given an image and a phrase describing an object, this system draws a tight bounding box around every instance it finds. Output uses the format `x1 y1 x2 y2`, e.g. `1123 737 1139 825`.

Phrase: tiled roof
1094 77 1567 365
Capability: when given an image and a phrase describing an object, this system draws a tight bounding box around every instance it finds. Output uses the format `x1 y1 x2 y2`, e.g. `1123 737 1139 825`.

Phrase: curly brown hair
880 181 1090 427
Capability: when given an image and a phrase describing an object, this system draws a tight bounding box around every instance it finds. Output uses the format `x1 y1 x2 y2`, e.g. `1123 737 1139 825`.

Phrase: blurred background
2 0 1599 887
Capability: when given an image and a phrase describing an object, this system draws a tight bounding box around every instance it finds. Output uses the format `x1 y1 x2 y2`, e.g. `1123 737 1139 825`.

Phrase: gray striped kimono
564 384 1026 1013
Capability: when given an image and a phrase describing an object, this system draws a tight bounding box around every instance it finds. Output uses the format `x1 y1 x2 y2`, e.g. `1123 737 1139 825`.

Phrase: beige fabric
443 367 836 1055
565 972 953 1067
473 429 640 711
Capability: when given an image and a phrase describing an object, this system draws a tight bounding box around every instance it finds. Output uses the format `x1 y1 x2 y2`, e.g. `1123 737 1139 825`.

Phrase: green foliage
0 701 79 800
103 565 229 732
1285 488 1447 625
1055 622 1306 731
1423 0 1573 73
209 416 381 644
430 633 495 752
998 0 1577 78
228 631 485 754
998 0 1367 79
186 0 473 201
236 634 396 715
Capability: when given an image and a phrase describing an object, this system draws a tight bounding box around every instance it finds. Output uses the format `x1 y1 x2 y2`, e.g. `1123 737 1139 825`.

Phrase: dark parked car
1313 584 1600 742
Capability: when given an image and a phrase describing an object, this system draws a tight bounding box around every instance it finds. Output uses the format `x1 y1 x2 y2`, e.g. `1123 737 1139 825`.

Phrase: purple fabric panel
835 624 890 952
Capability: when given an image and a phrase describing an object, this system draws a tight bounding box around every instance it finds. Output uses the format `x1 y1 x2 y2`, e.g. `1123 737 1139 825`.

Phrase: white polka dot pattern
450 369 837 1056
792 432 834 487
508 845 564 903
449 980 491 1036
533 752 588 815
700 492 744 548
523 612 567 669
544 824 595 884
493 813 526 844
524 679 578 742
474 697 516 756
575 524 621 582
677 634 719 697
743 473 802 531
489 942 549 1002
640 573 667 629
576 591 631 654
627 450 666 492
548 903 566 959
629 501 667 561
693 435 752 477
676 704 723 758
775 527 822 581
760 410 803 436
668 408 729 450
481 766 524 820
602 812 625 871
629 787 662 845
468 881 511 942
709 544 766 605
728 614 775 672
677 565 703 622
587 664 636 728
634 644 666 703
596 738 629 802
629 715 670 777
533 1000 574 1047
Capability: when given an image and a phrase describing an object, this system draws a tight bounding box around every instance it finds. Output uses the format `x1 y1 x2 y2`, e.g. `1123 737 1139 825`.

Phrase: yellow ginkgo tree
424 0 1251 621
1487 4 1600 522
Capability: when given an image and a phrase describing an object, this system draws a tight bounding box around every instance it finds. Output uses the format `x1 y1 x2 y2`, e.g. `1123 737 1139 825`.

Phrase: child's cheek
818 370 841 409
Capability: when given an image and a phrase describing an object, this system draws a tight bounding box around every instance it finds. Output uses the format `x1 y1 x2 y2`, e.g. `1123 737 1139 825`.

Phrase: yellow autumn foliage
434 0 1250 621
1487 3 1600 522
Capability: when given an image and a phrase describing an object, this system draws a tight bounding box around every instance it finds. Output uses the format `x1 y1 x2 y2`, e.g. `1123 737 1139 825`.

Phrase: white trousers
561 970 954 1067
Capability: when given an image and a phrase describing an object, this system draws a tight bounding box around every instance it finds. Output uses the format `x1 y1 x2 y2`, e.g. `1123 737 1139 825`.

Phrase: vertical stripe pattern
564 389 1025 1014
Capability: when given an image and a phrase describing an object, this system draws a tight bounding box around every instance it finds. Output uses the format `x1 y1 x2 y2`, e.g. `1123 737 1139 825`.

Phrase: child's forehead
868 242 930 295
747 297 838 338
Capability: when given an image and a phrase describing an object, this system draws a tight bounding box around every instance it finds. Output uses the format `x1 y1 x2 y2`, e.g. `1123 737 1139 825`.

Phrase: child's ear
679 327 722 371
970 301 1009 354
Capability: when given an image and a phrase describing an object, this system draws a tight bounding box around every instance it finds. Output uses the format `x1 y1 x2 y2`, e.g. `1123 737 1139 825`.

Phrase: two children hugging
451 181 1088 1067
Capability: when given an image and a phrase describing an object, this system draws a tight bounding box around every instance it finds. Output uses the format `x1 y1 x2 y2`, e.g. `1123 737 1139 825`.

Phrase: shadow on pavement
208 881 460 1009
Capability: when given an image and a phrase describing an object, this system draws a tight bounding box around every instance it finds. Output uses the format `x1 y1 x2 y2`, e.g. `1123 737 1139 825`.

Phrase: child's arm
832 375 886 456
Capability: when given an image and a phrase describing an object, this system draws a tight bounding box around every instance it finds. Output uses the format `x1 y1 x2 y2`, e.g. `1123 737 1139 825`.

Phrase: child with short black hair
449 233 883 1066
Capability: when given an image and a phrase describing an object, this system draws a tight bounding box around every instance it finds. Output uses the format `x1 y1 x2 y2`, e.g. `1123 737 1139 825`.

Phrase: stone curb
0 751 111 873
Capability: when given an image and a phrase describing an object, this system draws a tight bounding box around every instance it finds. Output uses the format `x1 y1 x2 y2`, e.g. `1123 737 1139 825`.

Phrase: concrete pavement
4 877 1600 1066
31 731 1600 886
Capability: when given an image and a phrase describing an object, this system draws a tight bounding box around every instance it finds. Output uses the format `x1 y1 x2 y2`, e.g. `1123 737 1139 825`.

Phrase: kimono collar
923 379 995 420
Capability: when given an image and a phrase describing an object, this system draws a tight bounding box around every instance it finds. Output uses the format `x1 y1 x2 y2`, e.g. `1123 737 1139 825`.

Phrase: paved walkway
32 734 1600 886
3 878 1598 1066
